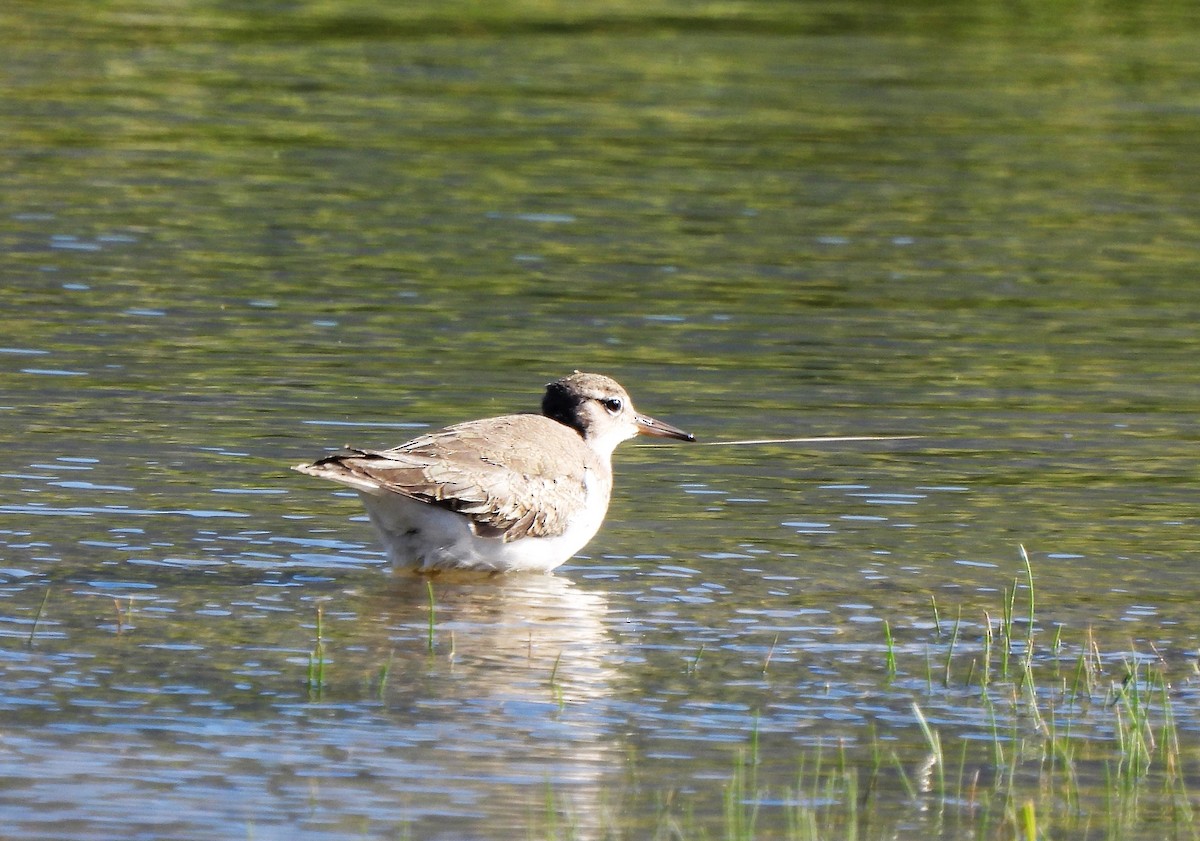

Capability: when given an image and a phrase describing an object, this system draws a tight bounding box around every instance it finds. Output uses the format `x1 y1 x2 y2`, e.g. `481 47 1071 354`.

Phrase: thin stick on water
696 435 923 447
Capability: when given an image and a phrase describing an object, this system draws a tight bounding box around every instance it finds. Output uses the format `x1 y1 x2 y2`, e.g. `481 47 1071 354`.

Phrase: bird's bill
635 414 696 442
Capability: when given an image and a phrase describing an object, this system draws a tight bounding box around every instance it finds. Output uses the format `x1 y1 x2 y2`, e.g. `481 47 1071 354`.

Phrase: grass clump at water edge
525 548 1200 840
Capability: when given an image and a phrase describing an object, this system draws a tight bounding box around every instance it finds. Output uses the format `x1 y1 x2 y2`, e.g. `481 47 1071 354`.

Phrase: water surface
2 1 1200 837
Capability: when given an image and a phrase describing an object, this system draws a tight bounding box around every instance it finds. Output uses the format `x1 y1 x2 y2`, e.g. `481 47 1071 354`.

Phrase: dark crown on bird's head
541 372 629 436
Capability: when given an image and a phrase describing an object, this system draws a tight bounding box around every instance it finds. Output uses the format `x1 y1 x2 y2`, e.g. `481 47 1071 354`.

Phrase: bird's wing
294 415 602 541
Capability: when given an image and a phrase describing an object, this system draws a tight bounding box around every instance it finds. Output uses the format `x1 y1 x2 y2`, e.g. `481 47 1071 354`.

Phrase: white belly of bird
356 473 610 573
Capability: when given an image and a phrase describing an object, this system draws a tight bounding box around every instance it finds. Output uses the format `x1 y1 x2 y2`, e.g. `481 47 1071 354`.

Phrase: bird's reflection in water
354 571 618 837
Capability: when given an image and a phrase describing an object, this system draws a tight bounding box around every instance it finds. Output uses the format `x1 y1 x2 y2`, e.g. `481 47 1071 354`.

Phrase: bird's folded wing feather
302 416 595 542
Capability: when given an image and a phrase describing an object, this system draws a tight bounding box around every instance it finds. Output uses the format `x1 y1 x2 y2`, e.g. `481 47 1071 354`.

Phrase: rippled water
3 1 1200 838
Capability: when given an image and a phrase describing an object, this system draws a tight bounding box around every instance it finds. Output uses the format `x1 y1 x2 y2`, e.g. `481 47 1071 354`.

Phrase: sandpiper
292 372 695 572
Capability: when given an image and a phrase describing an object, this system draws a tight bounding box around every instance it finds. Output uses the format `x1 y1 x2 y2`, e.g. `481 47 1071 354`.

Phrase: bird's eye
601 397 623 414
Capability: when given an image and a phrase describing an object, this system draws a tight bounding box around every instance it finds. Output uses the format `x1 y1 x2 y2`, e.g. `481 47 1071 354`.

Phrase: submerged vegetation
14 549 1198 840
511 548 1200 840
